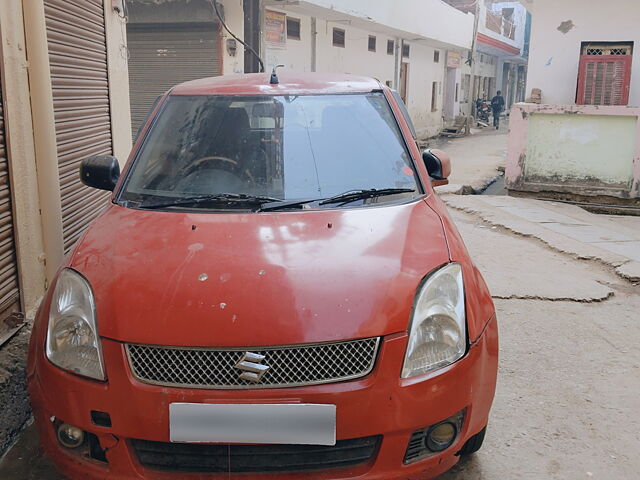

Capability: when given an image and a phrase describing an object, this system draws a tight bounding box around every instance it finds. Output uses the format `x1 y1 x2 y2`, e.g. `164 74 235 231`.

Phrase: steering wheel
180 156 255 183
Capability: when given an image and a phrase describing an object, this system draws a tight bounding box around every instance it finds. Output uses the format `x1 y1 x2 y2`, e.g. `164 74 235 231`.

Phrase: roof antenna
270 65 285 84
209 0 265 73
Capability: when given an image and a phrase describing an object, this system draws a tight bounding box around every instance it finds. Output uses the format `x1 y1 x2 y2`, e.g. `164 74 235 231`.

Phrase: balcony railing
486 11 516 40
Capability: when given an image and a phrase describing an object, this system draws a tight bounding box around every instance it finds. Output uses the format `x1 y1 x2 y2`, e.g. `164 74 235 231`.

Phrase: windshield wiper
258 197 321 212
319 188 416 206
138 193 282 210
259 188 416 212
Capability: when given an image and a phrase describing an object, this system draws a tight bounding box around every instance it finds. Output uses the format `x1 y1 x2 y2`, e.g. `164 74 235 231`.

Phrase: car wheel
458 427 487 456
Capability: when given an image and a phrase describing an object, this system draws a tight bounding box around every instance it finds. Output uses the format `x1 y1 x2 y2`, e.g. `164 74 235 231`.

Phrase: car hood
70 201 449 347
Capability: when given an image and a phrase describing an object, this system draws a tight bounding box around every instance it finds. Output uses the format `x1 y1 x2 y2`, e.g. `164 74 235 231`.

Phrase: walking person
491 91 505 130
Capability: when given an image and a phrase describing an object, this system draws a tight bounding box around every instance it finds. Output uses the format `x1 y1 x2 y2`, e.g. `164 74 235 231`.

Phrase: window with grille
333 28 345 47
368 35 376 52
387 39 394 55
286 17 301 40
577 42 633 105
402 42 410 58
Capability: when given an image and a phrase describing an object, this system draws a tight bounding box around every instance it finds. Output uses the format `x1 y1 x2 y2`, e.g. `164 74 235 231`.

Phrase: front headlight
46 268 106 380
401 263 466 378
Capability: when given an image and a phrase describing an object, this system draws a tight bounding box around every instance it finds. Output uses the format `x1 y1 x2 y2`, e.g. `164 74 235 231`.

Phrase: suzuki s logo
235 352 269 383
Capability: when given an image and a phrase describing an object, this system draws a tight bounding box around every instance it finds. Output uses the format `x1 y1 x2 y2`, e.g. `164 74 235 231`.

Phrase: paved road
437 209 640 479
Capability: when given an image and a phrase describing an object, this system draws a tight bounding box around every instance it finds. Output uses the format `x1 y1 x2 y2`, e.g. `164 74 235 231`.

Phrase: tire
458 427 487 456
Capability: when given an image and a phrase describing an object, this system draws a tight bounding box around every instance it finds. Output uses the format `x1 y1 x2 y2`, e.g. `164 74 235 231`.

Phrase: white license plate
169 403 336 445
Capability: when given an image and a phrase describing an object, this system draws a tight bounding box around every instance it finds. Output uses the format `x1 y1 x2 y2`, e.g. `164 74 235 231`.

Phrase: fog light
426 421 456 452
57 423 85 449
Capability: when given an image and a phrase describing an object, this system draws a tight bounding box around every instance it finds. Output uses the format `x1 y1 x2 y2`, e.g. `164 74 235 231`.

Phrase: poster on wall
265 9 286 47
447 51 461 69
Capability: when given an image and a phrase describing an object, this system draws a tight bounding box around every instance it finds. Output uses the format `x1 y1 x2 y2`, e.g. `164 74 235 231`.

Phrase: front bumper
28 315 498 480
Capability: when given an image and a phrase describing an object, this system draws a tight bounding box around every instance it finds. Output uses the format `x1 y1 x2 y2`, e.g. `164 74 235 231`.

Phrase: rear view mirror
422 149 451 186
80 156 120 191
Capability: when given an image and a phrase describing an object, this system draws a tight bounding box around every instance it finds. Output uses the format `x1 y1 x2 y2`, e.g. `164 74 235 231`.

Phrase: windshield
119 92 420 209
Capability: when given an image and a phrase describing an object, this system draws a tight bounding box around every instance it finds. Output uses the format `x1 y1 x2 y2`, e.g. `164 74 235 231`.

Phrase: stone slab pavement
442 194 640 283
449 210 615 302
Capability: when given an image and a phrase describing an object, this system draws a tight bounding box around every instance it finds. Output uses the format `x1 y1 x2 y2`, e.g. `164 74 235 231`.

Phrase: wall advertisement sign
265 9 286 47
447 51 461 68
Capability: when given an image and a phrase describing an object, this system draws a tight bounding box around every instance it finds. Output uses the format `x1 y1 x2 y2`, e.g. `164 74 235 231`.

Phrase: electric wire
209 0 265 73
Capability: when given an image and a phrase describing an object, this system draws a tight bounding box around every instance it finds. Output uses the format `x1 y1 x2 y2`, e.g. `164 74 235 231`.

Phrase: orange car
28 73 498 479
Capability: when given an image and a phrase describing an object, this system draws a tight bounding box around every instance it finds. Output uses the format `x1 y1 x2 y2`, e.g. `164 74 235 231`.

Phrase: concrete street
2 127 639 479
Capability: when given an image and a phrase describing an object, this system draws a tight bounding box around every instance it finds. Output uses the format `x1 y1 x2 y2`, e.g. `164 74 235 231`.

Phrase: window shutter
577 54 632 105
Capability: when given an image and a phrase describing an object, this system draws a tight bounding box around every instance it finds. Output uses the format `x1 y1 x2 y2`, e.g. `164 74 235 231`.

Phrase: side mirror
79 156 120 191
422 149 451 186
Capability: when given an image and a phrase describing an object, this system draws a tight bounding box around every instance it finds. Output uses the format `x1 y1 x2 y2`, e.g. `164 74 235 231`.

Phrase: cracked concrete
452 210 617 302
442 194 640 283
436 205 640 480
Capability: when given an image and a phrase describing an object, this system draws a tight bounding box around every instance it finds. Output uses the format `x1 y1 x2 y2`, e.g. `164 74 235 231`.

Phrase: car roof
170 72 382 96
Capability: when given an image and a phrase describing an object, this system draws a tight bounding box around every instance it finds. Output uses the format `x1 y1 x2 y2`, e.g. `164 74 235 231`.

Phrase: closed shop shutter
128 23 221 135
0 73 21 322
44 0 113 252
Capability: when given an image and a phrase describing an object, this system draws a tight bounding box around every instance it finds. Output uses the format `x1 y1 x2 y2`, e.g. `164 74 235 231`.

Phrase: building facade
125 0 477 139
506 0 640 204
258 0 474 138
446 0 531 109
477 1 530 107
0 0 130 453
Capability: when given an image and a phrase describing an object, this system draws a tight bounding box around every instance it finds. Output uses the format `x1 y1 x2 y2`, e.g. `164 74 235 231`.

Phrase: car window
391 90 417 140
133 95 162 143
120 93 420 208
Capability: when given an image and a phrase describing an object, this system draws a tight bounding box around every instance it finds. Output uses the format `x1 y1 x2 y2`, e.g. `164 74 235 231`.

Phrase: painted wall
303 0 474 50
506 104 640 199
526 0 640 106
314 18 397 82
0 0 47 315
407 43 447 135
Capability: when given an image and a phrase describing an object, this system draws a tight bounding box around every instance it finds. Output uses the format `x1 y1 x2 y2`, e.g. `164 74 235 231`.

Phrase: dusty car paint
28 72 498 480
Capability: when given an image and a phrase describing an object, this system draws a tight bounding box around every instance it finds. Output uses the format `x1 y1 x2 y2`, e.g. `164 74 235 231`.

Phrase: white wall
314 19 397 82
263 11 396 81
406 43 447 136
303 0 474 50
526 0 640 106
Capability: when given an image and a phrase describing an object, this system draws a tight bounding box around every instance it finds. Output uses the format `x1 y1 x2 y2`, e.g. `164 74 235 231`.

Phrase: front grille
126 338 379 389
131 436 381 473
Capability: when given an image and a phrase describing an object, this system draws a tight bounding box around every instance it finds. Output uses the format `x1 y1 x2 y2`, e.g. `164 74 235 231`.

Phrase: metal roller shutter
128 23 221 135
0 71 21 326
44 0 113 252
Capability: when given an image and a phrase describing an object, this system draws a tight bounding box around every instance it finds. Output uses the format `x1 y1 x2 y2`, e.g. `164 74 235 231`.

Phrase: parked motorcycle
475 99 491 125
